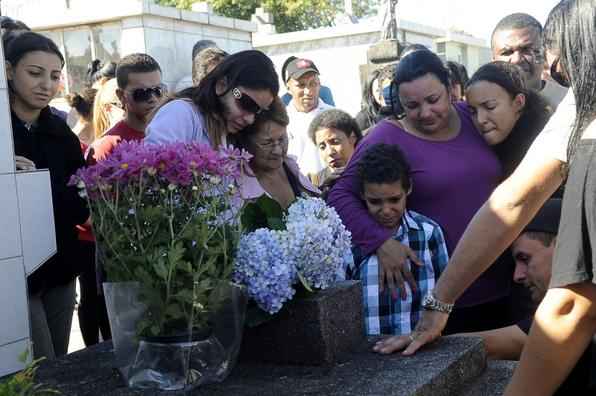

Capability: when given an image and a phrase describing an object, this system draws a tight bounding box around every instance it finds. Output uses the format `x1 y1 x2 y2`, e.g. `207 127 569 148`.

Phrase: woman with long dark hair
504 1 596 394
466 61 553 178
5 30 89 359
145 50 279 148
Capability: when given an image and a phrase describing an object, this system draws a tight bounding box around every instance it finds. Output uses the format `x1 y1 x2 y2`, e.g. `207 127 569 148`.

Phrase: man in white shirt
285 58 333 176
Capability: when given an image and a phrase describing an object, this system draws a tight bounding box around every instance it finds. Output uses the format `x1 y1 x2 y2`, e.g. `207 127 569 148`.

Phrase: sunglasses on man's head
232 88 267 115
127 85 166 102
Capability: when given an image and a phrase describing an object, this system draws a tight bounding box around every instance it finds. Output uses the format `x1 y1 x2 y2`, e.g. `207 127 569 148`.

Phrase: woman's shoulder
364 118 405 141
146 98 207 145
156 98 199 117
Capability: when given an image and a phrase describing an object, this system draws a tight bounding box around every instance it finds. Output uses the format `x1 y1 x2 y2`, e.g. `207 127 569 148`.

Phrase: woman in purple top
328 50 507 333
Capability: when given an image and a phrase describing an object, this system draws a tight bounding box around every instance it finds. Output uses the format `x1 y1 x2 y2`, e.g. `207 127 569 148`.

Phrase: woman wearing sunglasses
145 50 279 148
5 30 89 359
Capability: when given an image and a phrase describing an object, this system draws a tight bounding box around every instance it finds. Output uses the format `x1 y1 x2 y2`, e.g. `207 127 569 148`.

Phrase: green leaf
241 195 286 232
296 271 313 292
153 259 168 280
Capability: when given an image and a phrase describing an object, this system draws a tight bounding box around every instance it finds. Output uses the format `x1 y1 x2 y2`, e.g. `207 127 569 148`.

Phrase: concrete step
35 336 490 395
461 360 516 396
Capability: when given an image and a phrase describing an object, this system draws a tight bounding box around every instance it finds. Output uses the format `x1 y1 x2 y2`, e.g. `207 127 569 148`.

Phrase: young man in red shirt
87 53 163 164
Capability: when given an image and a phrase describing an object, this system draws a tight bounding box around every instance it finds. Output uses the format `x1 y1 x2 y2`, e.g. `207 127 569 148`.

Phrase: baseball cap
285 58 319 82
524 198 562 235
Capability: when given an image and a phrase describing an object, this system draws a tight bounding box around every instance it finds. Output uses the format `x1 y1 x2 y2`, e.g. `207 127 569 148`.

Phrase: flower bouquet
70 140 249 390
234 196 353 315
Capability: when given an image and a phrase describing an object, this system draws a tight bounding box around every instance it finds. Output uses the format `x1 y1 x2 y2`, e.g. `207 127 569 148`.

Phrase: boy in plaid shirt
348 143 449 335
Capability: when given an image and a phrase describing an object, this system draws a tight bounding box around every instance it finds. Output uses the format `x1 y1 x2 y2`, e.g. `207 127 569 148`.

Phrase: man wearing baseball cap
284 57 334 177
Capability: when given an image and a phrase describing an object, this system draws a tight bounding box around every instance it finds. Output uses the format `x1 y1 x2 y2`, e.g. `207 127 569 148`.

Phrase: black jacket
12 107 89 294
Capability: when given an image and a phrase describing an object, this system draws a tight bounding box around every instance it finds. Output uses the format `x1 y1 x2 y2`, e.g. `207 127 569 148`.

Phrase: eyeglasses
232 88 267 115
255 135 288 151
550 57 570 88
126 85 166 102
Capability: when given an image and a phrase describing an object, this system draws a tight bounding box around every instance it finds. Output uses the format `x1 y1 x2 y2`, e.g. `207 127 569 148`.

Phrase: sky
396 0 562 42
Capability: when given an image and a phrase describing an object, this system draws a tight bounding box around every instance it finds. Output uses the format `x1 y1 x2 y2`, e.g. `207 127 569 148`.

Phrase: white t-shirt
145 99 211 146
526 90 576 164
286 100 334 176
540 79 568 112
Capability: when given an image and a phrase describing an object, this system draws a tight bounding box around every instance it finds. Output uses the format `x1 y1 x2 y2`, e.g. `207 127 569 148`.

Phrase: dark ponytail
66 88 97 120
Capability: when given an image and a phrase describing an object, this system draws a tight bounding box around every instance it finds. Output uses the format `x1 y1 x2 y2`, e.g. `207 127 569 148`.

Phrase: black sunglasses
127 85 166 102
550 57 570 88
232 88 267 115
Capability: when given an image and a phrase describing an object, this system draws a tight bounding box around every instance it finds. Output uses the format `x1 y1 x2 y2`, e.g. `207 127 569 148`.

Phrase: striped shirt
349 210 449 335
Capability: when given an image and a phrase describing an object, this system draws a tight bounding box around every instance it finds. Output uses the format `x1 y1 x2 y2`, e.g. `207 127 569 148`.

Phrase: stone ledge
234 18 257 32
209 14 235 29
180 10 209 25
461 360 516 396
34 336 487 395
147 3 181 19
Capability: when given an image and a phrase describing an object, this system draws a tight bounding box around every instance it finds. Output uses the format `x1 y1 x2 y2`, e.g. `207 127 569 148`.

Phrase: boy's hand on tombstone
372 309 449 355
377 239 423 300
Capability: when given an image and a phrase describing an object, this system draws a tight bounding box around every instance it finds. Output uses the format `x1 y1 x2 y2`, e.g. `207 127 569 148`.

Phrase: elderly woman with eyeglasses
145 50 279 148
233 97 319 209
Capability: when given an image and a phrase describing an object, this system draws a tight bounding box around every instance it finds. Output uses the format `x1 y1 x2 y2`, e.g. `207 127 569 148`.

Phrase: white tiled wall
0 257 28 347
0 89 14 175
0 36 13 175
16 171 57 275
0 338 29 378
0 174 22 261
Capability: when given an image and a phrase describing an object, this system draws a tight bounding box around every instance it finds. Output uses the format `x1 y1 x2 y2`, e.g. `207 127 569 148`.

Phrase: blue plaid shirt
348 210 449 335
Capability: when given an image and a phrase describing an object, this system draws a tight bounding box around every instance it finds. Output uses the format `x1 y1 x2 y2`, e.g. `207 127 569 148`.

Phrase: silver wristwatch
422 293 454 314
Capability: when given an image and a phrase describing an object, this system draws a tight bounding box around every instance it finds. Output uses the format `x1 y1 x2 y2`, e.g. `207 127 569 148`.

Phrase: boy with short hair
87 53 163 164
351 143 449 335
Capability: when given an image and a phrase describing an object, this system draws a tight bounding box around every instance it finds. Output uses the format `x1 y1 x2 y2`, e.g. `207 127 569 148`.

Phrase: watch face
422 294 433 307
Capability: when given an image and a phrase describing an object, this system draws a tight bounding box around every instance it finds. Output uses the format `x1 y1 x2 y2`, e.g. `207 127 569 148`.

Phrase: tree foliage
156 0 380 33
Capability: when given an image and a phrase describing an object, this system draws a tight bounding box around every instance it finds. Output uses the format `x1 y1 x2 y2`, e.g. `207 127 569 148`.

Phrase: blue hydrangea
284 197 353 289
233 228 295 314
